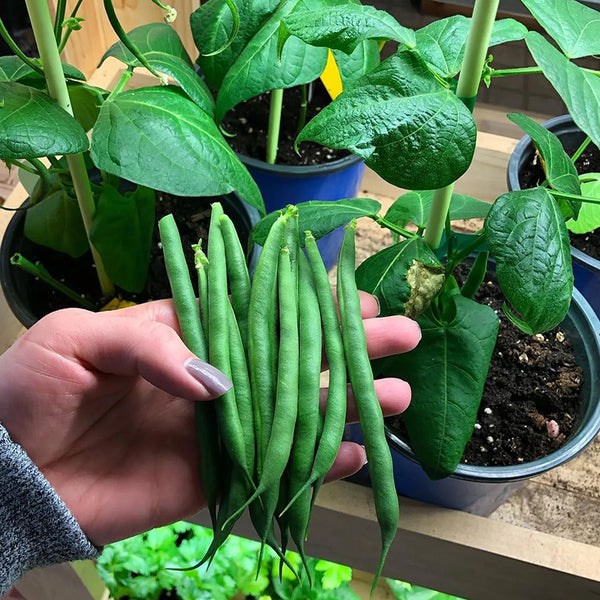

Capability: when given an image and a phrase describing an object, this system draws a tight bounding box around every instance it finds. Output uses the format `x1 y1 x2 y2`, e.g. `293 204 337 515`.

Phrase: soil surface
10 193 230 318
386 264 584 467
221 81 350 166
519 143 600 261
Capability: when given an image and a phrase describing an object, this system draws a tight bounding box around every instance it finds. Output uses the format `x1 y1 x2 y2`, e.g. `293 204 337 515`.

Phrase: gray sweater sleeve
0 423 99 594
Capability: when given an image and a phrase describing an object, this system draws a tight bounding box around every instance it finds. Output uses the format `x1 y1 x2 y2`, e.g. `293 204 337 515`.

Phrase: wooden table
3 68 600 599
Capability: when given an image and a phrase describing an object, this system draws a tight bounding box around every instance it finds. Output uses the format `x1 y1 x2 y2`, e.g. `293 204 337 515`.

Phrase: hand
0 298 419 546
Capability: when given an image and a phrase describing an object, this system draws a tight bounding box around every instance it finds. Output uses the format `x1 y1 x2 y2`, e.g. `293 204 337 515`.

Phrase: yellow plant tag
100 298 137 311
320 49 343 100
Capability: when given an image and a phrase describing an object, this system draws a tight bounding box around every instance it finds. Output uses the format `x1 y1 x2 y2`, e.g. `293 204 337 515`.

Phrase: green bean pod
220 213 251 348
337 221 398 594
247 210 290 473
280 231 347 514
286 250 323 579
158 214 221 529
208 203 251 481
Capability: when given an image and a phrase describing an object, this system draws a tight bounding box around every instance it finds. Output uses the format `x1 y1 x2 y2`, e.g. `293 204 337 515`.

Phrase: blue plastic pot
507 114 600 315
240 153 365 270
346 288 600 516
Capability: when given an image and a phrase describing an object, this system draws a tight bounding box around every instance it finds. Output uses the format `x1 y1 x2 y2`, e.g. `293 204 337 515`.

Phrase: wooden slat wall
48 0 201 78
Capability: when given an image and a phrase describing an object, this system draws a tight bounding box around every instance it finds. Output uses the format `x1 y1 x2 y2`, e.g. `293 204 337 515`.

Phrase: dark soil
519 142 600 261
221 81 350 166
10 193 232 319
386 264 584 467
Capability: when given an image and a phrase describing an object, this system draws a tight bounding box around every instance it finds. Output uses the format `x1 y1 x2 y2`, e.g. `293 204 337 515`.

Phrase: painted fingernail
185 358 233 397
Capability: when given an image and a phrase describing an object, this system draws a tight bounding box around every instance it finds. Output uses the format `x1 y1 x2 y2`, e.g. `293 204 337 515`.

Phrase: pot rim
385 287 600 483
238 151 364 178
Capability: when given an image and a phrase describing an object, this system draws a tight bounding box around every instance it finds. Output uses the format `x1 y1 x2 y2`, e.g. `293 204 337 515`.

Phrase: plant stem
266 89 284 164
106 67 134 101
25 0 115 299
550 189 600 205
423 0 499 249
489 66 542 78
374 216 419 239
53 0 67 43
571 135 591 164
11 253 97 311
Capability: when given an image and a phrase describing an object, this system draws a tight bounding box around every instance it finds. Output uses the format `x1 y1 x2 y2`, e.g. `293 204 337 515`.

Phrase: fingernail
185 358 233 397
361 445 368 465
373 294 381 316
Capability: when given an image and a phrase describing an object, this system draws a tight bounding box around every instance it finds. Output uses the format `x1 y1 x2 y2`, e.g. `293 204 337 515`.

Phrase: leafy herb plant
0 0 264 303
253 0 600 478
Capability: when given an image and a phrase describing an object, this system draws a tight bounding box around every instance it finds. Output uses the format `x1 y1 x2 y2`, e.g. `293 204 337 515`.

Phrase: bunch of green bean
158 203 397 593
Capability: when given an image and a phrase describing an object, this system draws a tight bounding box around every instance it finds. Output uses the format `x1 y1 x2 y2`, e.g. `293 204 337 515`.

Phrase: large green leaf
102 22 191 65
298 51 477 190
90 86 265 215
215 0 328 122
355 237 444 318
567 174 600 234
279 4 415 56
383 294 498 479
414 16 527 80
251 197 381 245
90 184 156 292
521 0 600 59
485 187 573 334
526 32 600 152
192 0 280 89
0 82 89 159
385 190 491 230
24 189 89 257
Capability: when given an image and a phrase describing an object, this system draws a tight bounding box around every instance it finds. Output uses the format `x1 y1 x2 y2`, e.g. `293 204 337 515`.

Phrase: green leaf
0 56 37 82
90 86 265 215
192 0 280 89
485 187 573 334
521 0 600 59
507 112 581 219
102 22 191 65
355 237 444 318
215 0 328 122
280 4 415 56
507 113 580 195
90 184 155 292
24 189 89 257
333 41 380 88
567 174 600 234
0 56 86 82
0 82 89 159
526 32 600 153
379 295 499 479
68 82 104 132
386 190 490 230
251 197 381 245
144 52 215 115
297 51 477 190
415 16 527 80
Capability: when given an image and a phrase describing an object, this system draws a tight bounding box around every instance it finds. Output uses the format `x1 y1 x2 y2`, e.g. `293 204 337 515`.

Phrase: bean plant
0 0 264 300
251 0 600 479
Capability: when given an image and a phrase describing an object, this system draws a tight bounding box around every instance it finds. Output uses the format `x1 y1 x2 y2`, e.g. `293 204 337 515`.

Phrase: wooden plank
194 480 600 600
